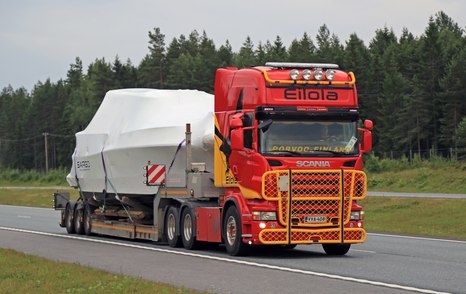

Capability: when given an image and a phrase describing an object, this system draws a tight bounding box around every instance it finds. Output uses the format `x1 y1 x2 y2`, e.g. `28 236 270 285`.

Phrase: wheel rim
167 213 176 241
183 213 193 241
66 208 72 227
226 215 237 246
75 209 82 229
84 210 90 232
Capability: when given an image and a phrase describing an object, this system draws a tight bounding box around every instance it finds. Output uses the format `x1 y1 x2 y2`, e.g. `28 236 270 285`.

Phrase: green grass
0 168 69 186
364 156 466 194
367 167 466 193
0 248 200 294
362 197 466 239
0 188 78 208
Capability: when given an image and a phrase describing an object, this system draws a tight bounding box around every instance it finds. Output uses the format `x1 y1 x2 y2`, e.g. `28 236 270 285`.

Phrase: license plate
304 215 327 223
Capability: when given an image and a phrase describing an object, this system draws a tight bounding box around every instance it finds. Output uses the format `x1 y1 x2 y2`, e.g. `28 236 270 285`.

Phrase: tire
65 203 76 234
224 206 249 256
322 244 351 256
165 206 182 247
83 203 95 236
74 206 85 235
181 208 200 250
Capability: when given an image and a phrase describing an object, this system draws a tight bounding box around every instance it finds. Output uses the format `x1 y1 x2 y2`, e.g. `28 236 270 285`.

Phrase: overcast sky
1 0 464 91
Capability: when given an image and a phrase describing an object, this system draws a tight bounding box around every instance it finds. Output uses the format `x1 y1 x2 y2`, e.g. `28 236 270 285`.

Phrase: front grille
262 170 367 242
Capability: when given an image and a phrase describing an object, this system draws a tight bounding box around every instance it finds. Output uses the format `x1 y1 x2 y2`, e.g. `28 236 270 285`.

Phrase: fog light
259 222 266 229
357 222 362 228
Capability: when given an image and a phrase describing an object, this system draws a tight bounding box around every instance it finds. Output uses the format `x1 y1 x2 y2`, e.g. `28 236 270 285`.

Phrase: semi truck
54 62 373 256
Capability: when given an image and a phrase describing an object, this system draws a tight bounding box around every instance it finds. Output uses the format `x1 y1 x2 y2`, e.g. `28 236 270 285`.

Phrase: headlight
350 211 361 220
302 69 312 80
325 69 335 81
314 68 323 80
290 69 300 80
253 211 277 221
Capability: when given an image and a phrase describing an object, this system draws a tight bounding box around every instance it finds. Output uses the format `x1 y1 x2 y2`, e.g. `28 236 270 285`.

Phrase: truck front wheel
181 208 199 250
322 244 351 256
224 206 249 256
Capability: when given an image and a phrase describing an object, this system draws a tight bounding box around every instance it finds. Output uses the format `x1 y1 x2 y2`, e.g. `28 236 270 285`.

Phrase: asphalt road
2 186 466 199
1 204 465 294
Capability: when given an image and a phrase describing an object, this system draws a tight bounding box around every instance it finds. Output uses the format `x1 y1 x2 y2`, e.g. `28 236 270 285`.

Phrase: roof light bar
265 62 339 69
325 69 336 81
302 69 312 80
314 69 324 81
289 69 300 80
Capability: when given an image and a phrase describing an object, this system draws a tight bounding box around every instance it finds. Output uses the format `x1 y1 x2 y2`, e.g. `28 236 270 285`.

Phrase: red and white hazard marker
146 164 166 186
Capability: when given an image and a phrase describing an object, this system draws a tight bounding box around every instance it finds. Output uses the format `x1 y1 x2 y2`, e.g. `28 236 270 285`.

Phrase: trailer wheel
165 206 182 247
224 206 249 256
83 204 95 236
322 244 351 256
74 206 85 235
65 203 76 234
181 208 199 250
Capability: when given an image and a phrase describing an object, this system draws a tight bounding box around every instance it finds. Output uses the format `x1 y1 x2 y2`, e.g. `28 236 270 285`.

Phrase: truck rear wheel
83 204 95 236
224 206 249 256
181 208 199 250
165 206 182 247
74 206 85 235
322 244 351 256
65 203 76 234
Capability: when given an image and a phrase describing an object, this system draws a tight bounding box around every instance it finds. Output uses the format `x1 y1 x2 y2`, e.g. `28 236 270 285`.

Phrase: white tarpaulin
67 89 214 195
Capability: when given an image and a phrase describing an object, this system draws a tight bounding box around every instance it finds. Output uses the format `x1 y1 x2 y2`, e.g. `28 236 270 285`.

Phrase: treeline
0 11 465 170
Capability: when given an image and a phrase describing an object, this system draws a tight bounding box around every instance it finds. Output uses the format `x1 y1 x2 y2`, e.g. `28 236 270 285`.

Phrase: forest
0 11 465 170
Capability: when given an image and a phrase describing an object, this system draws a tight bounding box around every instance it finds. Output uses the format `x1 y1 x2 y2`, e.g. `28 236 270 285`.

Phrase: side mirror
230 128 244 150
364 119 373 131
231 113 244 129
362 130 372 153
361 120 373 153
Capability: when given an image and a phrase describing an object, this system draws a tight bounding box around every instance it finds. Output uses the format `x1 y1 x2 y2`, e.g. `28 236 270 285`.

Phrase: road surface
1 205 465 293
3 186 465 198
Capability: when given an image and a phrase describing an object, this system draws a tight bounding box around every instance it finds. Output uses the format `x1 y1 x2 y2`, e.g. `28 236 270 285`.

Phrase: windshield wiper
263 150 302 156
311 150 357 156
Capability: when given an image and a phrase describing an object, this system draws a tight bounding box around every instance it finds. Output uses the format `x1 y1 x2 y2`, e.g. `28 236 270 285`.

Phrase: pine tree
287 32 316 63
138 27 166 88
235 36 257 68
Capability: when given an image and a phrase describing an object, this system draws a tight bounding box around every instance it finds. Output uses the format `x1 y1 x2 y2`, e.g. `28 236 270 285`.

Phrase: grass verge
0 188 78 208
361 196 466 239
367 167 466 194
0 248 200 294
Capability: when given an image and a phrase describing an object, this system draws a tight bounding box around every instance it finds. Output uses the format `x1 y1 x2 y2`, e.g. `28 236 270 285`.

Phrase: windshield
259 120 358 157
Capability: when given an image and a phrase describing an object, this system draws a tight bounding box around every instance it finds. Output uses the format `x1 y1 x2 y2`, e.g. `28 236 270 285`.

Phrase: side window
243 112 253 149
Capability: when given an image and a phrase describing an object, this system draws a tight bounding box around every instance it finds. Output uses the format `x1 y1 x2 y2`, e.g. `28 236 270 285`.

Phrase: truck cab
214 62 373 255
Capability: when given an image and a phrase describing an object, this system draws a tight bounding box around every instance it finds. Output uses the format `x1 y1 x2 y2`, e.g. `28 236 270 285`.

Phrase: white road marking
0 226 449 294
16 215 31 219
352 249 376 254
368 233 466 244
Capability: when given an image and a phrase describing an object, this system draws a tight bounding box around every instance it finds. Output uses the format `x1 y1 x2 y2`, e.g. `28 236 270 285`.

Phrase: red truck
55 62 373 256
